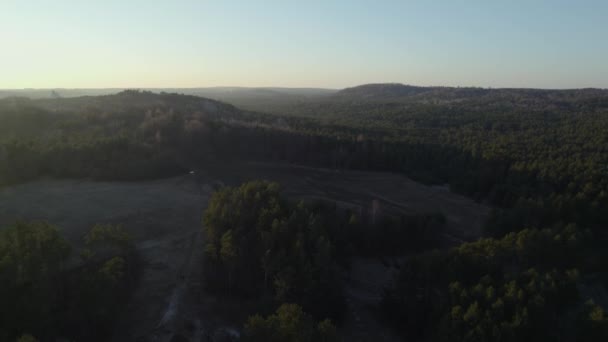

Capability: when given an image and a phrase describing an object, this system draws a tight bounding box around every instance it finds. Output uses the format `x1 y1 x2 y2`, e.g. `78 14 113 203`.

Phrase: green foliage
382 224 588 341
98 256 126 284
243 303 339 342
442 269 578 341
15 334 38 342
0 221 71 285
576 300 608 341
84 224 133 255
0 222 70 340
203 181 346 320
219 229 237 261
0 222 135 341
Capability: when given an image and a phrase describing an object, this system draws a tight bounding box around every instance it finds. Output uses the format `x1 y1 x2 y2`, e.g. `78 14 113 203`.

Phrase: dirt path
341 258 402 342
150 229 205 342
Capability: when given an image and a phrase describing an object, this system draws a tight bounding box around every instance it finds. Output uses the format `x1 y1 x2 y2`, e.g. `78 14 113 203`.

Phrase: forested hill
0 87 338 113
0 90 278 184
0 90 259 140
268 84 608 236
333 83 608 104
265 84 608 123
1 90 242 120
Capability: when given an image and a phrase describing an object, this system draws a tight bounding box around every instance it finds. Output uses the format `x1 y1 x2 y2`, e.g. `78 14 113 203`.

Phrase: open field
0 176 208 341
0 161 489 341
202 161 489 242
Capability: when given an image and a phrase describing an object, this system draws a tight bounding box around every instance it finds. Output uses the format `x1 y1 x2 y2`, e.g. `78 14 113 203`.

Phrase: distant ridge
333 83 608 103
336 83 444 99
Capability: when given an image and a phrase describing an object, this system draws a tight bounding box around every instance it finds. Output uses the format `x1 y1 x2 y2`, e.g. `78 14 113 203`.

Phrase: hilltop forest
0 84 607 340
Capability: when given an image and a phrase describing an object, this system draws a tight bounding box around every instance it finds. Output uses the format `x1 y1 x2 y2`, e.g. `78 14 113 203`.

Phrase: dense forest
0 222 135 341
1 84 607 340
202 181 443 322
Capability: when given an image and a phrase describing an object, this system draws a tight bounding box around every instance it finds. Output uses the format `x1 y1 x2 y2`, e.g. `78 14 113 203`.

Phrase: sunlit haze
2 0 607 89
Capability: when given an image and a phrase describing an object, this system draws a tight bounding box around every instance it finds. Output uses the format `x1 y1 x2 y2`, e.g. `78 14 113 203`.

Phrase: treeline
243 303 339 342
0 222 136 341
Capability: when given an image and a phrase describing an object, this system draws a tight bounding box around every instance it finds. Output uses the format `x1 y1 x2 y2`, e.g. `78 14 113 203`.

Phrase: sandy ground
0 161 489 341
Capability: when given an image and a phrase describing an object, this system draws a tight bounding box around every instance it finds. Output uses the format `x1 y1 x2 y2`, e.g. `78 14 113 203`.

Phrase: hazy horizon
2 0 607 89
1 83 607 92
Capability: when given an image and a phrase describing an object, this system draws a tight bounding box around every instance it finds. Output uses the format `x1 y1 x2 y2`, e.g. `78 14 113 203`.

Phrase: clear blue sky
1 0 607 89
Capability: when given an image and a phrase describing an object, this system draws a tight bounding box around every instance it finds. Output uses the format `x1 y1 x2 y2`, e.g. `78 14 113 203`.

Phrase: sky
1 0 607 89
